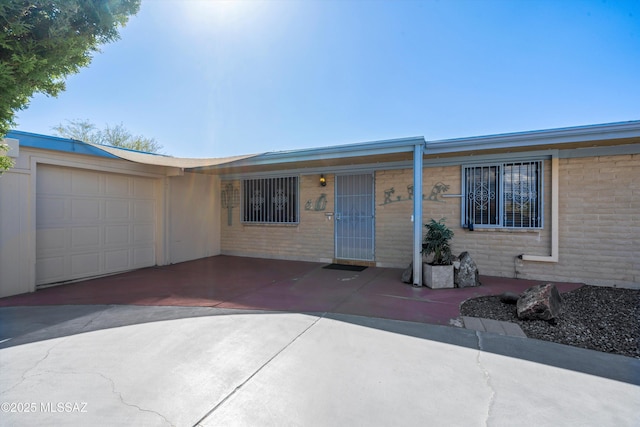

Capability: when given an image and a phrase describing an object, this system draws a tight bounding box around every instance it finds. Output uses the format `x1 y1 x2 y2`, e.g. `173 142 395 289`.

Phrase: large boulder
454 252 481 288
517 283 562 321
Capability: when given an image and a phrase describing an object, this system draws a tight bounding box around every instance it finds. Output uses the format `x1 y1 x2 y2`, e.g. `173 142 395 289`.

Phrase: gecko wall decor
305 193 328 211
380 182 450 205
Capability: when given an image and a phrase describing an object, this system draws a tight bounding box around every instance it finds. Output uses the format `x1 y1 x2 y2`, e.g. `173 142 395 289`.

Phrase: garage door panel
105 225 130 245
71 199 101 221
105 249 130 271
37 167 71 194
71 252 100 277
36 165 157 286
133 247 155 267
71 170 100 195
71 226 100 249
105 200 131 220
106 174 131 197
134 179 154 197
133 224 154 243
36 228 67 255
36 256 66 282
37 197 67 224
133 200 154 221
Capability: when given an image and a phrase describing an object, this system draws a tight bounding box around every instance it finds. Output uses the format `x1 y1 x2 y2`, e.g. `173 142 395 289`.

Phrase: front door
335 173 375 261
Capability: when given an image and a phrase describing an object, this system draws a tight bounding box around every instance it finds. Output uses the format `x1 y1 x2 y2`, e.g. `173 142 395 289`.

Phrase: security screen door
335 174 375 261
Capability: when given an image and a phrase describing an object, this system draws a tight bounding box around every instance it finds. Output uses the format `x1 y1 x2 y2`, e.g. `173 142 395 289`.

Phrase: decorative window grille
463 161 542 228
242 176 299 224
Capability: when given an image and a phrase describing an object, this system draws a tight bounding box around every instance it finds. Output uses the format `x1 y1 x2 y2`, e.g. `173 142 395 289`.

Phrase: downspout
412 141 425 286
521 155 559 262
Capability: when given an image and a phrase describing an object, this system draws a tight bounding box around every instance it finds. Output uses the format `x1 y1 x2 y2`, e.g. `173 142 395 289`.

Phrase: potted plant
422 218 455 289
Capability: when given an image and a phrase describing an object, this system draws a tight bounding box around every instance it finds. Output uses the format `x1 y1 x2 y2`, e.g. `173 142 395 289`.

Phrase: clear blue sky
14 0 640 158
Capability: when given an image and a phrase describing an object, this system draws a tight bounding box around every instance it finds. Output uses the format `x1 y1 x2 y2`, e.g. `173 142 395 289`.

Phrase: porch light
320 174 326 187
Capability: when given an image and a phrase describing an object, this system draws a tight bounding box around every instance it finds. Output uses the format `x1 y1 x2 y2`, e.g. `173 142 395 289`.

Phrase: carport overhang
190 136 429 286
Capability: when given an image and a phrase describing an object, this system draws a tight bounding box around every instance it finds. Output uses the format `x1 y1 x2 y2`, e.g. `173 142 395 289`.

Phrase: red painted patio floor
0 256 583 326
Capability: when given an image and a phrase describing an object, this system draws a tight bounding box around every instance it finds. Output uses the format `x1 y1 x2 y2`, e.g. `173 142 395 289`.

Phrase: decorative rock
401 262 413 284
454 252 481 288
500 292 520 304
517 283 562 321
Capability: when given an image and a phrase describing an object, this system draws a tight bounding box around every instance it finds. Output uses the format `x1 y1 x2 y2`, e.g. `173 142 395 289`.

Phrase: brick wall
375 163 552 273
220 153 639 287
514 154 639 287
375 167 461 266
220 175 334 262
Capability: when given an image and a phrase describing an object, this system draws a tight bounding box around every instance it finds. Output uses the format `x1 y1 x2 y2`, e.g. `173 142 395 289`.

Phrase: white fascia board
425 120 640 155
558 143 640 158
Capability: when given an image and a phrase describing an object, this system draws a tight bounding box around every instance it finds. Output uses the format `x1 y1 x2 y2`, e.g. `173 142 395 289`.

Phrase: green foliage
0 143 14 174
53 119 163 153
52 118 97 143
422 218 454 265
0 0 141 138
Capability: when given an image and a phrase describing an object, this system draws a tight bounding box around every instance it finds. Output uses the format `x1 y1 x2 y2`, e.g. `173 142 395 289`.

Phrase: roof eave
425 120 640 155
190 136 425 172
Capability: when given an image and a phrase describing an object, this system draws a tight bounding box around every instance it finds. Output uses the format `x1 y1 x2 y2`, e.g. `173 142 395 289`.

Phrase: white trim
521 156 559 263
30 155 167 179
558 143 640 158
426 120 640 155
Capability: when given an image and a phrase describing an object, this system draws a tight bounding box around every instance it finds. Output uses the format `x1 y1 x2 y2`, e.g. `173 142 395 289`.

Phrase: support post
412 142 424 286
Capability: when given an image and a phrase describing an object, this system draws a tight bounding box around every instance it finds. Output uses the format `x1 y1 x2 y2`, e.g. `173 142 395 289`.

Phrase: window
242 176 299 224
462 161 542 228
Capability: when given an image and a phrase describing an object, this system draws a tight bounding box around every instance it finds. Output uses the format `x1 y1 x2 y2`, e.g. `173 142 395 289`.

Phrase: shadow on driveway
5 256 635 386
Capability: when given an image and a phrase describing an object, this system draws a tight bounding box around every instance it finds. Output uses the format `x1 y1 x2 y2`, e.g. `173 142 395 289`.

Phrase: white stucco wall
168 172 220 264
0 165 31 297
0 142 161 297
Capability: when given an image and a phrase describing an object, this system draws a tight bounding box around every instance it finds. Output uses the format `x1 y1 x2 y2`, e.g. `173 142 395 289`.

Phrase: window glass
463 161 542 228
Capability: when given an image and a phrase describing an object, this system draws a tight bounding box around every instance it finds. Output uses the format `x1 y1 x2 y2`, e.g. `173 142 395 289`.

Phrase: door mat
322 264 368 272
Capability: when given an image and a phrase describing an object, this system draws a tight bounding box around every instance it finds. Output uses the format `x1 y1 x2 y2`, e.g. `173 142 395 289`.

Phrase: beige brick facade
221 175 335 263
516 153 639 287
221 153 639 287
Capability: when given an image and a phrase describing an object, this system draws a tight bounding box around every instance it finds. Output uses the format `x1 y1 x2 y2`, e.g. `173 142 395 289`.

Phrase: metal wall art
305 193 328 211
380 182 450 205
221 183 239 226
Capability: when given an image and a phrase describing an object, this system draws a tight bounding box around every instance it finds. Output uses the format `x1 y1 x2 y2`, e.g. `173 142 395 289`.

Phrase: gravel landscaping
460 285 640 359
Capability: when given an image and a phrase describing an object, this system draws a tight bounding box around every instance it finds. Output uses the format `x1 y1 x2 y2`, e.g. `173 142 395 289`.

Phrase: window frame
241 175 300 224
461 160 544 229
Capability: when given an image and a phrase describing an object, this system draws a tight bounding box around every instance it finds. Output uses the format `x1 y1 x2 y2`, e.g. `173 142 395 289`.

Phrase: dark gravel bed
460 285 640 359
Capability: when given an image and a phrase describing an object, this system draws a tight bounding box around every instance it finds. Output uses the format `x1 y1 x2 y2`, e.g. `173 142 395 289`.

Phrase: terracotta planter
423 263 454 289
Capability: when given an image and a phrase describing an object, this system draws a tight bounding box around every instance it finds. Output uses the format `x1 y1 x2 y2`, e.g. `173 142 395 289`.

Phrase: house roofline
424 120 640 154
190 136 426 172
6 130 120 159
8 120 640 171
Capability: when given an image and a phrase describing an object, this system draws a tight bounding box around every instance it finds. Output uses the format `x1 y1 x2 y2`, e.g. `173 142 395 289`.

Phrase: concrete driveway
1 304 639 426
1 257 638 425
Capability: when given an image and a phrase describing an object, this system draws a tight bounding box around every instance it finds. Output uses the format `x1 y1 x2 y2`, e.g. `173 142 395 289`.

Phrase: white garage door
36 165 157 286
